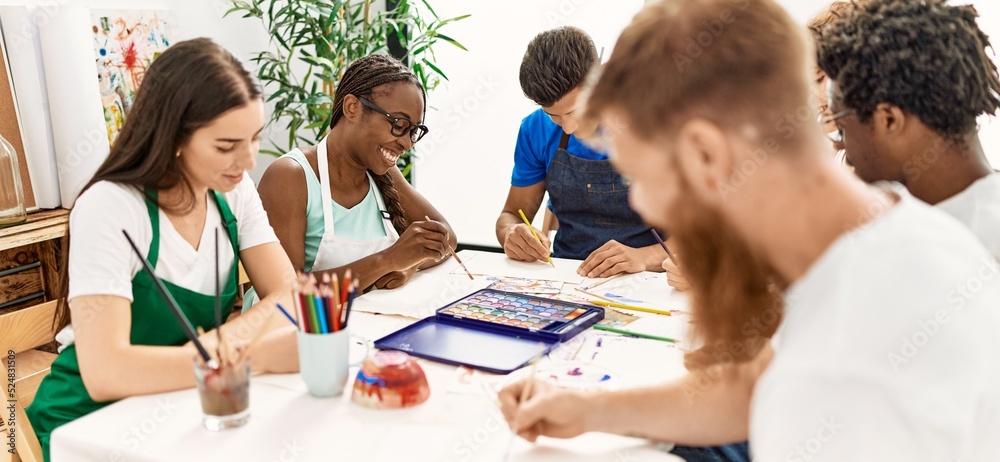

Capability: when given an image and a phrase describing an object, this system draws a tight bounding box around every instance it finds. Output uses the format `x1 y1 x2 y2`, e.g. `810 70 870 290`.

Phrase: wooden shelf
0 209 69 252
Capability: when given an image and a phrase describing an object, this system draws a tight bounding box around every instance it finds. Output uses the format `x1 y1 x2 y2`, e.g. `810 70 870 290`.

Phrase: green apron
26 190 239 462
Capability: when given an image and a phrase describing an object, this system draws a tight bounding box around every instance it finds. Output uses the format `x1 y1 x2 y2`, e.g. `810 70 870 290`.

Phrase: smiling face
177 99 263 192
344 81 425 175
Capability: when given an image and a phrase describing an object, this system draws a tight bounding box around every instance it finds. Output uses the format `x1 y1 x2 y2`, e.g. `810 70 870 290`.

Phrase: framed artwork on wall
0 32 34 210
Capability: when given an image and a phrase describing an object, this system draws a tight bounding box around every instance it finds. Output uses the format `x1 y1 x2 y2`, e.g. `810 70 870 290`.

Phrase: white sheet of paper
455 250 593 284
352 271 491 318
586 335 688 388
584 273 688 311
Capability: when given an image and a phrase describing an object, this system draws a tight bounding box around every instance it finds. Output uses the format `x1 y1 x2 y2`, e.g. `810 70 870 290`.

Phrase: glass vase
0 134 27 228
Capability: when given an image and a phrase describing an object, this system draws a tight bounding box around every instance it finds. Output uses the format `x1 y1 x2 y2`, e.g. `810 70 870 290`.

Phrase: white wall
416 0 1000 248
0 0 279 208
414 0 645 248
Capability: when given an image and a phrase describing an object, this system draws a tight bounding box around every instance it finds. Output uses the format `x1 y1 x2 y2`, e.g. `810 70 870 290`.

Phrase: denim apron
27 190 239 462
546 133 656 259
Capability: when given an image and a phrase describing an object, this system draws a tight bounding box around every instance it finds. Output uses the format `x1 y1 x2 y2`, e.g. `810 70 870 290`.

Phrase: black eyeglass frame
820 109 854 144
355 95 429 144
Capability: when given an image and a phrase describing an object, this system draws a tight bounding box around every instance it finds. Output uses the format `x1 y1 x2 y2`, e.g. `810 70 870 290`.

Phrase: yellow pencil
583 296 672 316
516 209 555 268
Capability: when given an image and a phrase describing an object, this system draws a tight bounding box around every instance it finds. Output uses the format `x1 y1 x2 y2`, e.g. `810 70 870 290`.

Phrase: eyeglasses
356 96 429 144
819 109 853 144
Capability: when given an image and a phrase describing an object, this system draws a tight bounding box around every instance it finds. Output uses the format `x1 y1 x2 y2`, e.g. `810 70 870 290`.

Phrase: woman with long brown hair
255 54 455 295
27 38 298 461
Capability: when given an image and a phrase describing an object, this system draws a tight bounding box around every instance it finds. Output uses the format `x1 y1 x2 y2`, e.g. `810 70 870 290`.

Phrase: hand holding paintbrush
500 344 546 460
498 377 592 446
651 230 690 292
424 215 473 280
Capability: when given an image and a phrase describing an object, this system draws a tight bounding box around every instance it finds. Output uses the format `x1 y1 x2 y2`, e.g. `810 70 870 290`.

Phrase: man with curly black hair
817 0 1000 258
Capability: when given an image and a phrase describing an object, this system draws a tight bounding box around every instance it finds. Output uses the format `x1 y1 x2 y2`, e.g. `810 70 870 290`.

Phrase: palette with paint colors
440 289 595 332
374 289 605 374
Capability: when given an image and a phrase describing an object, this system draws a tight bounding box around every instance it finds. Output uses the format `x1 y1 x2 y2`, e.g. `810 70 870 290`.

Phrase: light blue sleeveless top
282 148 388 272
243 149 388 312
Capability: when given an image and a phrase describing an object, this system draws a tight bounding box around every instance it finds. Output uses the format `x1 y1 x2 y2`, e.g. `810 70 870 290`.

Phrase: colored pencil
330 272 340 332
588 297 672 316
314 292 328 334
516 209 555 268
122 230 218 369
306 279 321 333
341 269 351 306
650 229 677 265
297 291 310 333
593 325 677 343
275 303 298 327
343 279 358 328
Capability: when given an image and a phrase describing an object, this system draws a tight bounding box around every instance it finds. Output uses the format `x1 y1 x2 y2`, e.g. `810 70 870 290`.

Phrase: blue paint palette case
374 289 605 374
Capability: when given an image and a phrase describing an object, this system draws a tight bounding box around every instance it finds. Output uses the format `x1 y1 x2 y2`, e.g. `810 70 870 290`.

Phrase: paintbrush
425 215 473 280
122 230 218 370
582 273 622 291
214 229 224 365
650 229 677 265
449 250 474 281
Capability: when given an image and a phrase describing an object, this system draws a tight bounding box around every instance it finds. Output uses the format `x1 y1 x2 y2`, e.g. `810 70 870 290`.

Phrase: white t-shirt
750 191 1000 461
937 172 1000 259
67 173 277 302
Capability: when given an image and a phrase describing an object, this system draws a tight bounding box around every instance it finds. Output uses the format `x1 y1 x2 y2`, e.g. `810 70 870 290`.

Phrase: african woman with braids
257 55 455 293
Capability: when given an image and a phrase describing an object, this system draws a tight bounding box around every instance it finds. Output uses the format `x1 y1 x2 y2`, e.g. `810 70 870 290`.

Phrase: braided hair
331 54 425 235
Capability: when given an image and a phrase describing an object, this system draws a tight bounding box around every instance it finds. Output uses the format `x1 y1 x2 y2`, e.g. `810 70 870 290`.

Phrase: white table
51 251 688 462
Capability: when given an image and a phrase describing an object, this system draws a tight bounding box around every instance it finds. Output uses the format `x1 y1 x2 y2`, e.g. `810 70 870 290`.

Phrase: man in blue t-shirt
495 26 662 277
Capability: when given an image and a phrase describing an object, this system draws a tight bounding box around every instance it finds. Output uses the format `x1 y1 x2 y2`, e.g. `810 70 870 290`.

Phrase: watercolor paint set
374 289 605 374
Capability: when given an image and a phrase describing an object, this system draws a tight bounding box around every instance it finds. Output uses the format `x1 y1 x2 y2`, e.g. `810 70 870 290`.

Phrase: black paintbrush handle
214 230 221 329
650 229 678 264
122 230 218 368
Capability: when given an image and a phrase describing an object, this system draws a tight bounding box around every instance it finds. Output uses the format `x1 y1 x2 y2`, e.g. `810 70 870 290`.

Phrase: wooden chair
0 300 58 462
229 262 251 321
542 207 559 246
238 261 250 286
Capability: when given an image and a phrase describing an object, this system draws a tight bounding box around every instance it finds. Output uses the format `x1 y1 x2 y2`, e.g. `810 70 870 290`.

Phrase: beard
665 174 786 369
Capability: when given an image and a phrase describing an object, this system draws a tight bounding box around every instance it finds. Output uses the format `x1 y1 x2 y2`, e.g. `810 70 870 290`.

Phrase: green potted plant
226 0 469 179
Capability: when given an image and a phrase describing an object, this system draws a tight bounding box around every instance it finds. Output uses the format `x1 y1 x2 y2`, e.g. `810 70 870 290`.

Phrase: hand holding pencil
502 209 555 267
